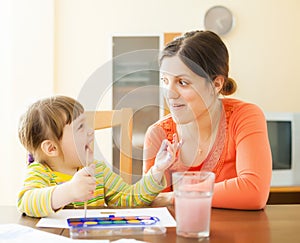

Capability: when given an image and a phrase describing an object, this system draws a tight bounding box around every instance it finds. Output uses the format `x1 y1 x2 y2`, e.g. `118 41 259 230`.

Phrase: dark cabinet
112 36 161 182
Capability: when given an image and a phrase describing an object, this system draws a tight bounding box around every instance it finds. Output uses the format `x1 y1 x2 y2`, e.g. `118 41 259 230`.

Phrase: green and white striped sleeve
101 161 166 207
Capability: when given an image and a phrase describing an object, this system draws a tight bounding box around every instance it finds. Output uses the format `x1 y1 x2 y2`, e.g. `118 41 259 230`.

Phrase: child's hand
68 164 96 202
150 134 182 184
154 134 182 172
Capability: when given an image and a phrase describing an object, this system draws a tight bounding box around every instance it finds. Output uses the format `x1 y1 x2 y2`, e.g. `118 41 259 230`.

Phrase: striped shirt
18 160 165 217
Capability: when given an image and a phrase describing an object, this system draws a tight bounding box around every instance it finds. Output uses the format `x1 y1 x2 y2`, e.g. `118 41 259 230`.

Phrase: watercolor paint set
67 215 166 238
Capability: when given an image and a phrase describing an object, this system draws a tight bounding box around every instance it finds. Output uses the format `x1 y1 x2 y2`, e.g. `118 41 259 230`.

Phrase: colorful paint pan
67 215 160 228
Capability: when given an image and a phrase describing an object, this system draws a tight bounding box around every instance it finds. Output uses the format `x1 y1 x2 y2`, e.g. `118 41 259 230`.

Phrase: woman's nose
164 83 180 99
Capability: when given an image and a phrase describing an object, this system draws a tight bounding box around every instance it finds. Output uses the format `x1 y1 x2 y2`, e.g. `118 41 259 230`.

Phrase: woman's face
160 55 216 124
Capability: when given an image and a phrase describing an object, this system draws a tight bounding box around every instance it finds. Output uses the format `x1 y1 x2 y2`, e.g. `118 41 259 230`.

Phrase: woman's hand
150 192 175 207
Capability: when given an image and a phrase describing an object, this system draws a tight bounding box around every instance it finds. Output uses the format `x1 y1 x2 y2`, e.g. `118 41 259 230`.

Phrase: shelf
270 186 300 193
268 188 300 204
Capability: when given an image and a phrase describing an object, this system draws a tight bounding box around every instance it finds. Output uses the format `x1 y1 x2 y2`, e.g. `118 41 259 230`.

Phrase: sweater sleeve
212 103 272 210
17 163 56 217
102 161 166 207
142 124 175 192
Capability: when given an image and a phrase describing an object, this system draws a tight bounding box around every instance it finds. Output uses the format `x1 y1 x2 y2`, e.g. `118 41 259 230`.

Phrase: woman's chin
173 115 192 125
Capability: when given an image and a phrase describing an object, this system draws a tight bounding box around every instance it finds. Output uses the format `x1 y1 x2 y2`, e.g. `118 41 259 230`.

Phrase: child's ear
41 140 59 157
213 75 225 93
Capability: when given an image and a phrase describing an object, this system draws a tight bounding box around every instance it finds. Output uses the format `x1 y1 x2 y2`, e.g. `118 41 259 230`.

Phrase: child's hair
18 95 84 163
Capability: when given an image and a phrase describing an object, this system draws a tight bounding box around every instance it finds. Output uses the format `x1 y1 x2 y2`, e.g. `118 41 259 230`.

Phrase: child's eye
78 123 84 130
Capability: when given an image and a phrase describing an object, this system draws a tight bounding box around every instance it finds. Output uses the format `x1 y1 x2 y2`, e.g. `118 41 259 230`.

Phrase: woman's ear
213 75 225 93
41 140 59 157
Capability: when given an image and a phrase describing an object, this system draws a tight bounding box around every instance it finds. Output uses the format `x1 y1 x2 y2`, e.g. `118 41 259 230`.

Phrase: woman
143 30 272 210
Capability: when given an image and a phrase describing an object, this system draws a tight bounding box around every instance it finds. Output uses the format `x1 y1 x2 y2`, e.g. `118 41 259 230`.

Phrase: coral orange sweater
143 98 272 210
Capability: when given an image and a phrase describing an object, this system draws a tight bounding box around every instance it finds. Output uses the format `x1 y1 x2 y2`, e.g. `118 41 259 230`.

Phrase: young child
18 95 179 217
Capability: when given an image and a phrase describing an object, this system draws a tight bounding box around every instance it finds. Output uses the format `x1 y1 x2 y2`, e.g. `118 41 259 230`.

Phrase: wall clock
204 6 234 35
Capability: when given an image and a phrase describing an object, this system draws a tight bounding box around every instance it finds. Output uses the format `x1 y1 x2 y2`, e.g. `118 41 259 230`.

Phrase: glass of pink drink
172 171 215 238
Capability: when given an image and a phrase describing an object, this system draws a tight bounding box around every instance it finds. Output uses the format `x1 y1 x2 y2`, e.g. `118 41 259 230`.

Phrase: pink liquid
175 192 212 238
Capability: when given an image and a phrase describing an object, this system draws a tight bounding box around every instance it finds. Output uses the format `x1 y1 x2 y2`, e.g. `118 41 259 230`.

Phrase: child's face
60 113 94 168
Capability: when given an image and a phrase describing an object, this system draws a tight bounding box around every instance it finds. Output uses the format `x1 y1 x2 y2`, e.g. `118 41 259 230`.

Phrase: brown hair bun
221 77 237 96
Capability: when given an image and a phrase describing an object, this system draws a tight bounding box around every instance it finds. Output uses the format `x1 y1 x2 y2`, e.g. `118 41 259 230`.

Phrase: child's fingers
178 139 183 148
165 140 176 155
157 139 168 154
172 133 184 153
172 134 179 147
171 133 183 153
86 163 96 176
87 176 97 185
176 139 183 155
80 163 95 177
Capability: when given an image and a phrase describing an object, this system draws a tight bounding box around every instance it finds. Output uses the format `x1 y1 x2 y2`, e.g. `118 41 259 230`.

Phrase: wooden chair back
85 108 133 184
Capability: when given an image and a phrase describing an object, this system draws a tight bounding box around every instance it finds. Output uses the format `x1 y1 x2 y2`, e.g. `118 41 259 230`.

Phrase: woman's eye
161 77 168 84
78 123 84 130
179 79 189 86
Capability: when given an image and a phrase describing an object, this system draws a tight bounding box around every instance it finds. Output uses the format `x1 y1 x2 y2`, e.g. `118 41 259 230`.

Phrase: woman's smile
169 102 186 111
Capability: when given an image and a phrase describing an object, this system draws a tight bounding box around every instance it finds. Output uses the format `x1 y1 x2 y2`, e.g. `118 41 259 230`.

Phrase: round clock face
204 6 233 35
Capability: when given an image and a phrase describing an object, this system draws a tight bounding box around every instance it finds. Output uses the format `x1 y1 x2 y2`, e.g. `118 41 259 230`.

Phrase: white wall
53 0 300 168
54 0 300 112
1 0 300 206
0 0 54 206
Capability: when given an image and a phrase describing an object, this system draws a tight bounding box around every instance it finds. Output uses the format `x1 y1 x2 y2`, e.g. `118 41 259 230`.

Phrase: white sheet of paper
36 207 176 228
0 224 109 243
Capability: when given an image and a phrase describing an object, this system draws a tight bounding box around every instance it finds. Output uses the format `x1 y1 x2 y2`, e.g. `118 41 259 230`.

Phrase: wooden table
1 205 300 242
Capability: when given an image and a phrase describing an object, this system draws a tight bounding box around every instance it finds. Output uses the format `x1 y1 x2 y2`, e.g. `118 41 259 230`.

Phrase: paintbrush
84 148 89 218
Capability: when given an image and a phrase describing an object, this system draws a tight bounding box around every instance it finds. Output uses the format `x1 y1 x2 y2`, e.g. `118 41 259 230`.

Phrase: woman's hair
18 95 84 163
160 30 237 96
